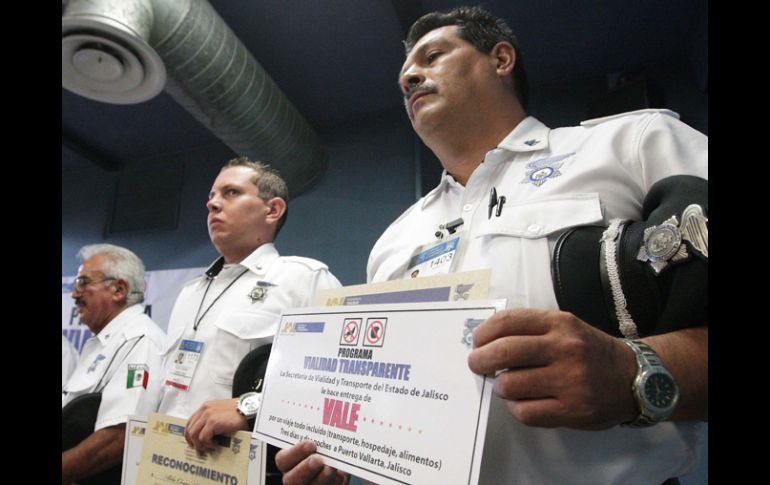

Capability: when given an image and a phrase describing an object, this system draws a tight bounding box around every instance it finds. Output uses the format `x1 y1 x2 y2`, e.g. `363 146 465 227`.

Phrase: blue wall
62 108 416 286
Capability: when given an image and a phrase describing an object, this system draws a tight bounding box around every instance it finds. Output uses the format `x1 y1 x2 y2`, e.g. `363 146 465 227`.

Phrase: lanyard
192 268 249 332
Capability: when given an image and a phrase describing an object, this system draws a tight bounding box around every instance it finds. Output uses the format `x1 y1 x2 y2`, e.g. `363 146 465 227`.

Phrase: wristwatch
236 392 262 419
621 339 679 428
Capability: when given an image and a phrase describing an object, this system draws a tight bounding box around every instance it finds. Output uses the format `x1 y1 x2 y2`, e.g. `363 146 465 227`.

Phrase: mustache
403 81 437 102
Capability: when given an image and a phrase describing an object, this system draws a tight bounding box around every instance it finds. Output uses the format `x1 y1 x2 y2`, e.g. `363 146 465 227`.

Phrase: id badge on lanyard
404 231 465 278
164 339 204 391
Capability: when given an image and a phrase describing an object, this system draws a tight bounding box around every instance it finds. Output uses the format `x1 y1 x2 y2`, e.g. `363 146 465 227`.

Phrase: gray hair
77 244 146 305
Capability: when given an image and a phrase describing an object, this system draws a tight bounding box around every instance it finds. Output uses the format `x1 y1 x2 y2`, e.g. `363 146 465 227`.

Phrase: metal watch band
623 339 664 368
621 339 677 428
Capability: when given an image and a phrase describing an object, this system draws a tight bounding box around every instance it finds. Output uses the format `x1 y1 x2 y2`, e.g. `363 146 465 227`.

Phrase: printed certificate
121 415 148 485
135 412 262 484
254 300 503 485
313 269 490 307
122 415 266 484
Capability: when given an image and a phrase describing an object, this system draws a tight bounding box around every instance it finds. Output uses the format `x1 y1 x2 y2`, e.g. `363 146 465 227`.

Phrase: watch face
642 373 677 409
240 394 261 415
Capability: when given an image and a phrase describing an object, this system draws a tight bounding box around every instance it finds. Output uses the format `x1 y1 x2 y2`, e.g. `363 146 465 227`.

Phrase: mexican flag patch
127 364 149 389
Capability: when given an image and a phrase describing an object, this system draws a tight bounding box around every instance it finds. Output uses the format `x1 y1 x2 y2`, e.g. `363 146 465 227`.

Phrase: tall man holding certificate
277 5 707 485
152 158 341 452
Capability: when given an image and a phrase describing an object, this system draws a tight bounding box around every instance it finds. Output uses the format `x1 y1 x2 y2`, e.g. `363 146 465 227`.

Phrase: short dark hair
221 157 289 238
405 5 529 108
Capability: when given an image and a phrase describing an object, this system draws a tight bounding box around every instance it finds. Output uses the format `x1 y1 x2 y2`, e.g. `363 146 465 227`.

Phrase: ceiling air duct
62 0 328 196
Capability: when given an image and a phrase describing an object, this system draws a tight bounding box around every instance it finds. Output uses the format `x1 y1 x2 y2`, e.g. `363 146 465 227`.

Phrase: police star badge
520 152 574 187
248 281 276 303
637 204 708 274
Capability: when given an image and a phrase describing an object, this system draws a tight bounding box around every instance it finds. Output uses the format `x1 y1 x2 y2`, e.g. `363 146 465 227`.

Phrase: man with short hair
62 244 165 484
152 157 341 455
277 6 707 484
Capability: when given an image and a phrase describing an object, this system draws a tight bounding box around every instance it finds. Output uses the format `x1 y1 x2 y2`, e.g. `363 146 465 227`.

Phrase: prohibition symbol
339 318 361 346
363 318 387 347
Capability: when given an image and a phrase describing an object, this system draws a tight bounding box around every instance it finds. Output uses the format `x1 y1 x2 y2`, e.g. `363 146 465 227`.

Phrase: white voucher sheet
253 300 504 485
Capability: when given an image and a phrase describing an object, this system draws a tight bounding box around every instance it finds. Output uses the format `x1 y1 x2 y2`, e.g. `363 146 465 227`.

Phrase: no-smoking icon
363 318 387 347
339 318 362 346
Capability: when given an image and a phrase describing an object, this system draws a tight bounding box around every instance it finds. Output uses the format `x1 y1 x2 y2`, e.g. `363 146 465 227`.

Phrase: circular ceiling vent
62 16 166 104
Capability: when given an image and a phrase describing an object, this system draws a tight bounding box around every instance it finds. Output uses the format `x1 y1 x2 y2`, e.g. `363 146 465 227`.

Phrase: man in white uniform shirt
62 244 165 484
62 334 79 390
276 6 707 485
152 158 341 454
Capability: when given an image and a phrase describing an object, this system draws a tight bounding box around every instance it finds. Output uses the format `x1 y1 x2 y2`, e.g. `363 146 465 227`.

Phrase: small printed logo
249 443 258 461
87 354 106 373
340 318 362 346
520 152 574 187
363 318 387 347
152 420 183 436
281 321 296 334
453 283 475 301
295 322 325 333
461 318 484 348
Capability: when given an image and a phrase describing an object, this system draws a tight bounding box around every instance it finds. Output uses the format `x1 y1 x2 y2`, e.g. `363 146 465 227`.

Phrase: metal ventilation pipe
62 0 327 196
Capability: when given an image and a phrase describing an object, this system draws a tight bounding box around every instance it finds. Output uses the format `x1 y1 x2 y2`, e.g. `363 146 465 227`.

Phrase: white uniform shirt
157 243 342 419
62 305 165 431
368 110 707 484
62 335 79 391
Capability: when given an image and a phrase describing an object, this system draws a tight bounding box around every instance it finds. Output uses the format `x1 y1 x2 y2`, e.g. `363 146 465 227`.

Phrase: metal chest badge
248 281 277 303
520 152 575 187
637 204 708 274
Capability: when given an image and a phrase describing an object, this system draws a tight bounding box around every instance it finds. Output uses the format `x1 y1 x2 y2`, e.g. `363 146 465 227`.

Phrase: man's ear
111 279 129 301
265 197 287 224
490 41 515 78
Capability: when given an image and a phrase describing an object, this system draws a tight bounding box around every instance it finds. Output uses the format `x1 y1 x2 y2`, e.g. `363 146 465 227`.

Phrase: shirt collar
496 116 551 153
237 243 280 276
421 170 463 210
420 116 551 210
205 243 279 278
95 304 144 345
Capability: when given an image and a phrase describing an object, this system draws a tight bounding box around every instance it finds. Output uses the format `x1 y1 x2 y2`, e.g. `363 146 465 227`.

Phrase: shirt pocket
208 310 280 386
474 193 604 239
471 193 604 309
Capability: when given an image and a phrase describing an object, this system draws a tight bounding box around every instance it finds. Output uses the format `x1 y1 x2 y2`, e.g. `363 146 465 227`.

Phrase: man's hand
276 440 350 485
184 398 248 454
62 424 125 485
468 308 638 430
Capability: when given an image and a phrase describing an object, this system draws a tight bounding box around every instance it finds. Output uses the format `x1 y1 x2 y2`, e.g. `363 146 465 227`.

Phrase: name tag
405 234 462 278
163 339 204 391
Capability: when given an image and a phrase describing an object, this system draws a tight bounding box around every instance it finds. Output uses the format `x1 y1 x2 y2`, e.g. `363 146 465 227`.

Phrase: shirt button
463 204 473 212
527 224 542 234
256 265 262 270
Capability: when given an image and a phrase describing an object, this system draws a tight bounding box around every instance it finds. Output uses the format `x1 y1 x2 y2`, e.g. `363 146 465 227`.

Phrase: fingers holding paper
467 308 637 430
184 398 249 454
276 440 350 485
